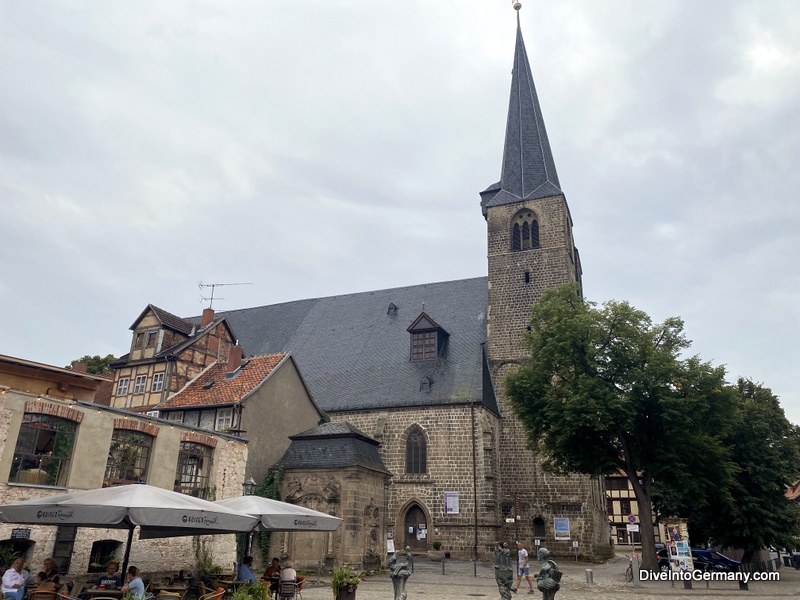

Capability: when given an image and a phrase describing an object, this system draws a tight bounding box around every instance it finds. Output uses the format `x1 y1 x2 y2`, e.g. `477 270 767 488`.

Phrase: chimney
71 361 88 373
201 307 215 328
227 345 244 372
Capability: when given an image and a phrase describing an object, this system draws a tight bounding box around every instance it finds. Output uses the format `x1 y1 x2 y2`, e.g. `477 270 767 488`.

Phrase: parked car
690 551 731 572
691 548 740 572
656 548 671 572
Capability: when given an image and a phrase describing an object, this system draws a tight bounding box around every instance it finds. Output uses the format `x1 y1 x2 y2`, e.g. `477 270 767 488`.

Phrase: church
215 13 609 561
106 12 612 564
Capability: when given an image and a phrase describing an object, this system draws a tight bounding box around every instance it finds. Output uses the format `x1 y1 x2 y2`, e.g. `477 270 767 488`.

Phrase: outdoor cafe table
83 588 124 599
150 583 189 599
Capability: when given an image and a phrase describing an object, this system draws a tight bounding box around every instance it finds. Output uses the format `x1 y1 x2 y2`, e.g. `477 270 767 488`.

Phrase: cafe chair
30 590 59 600
198 587 224 600
157 592 181 600
277 581 301 600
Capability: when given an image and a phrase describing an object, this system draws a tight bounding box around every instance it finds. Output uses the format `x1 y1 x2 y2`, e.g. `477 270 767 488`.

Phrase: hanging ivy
254 467 284 566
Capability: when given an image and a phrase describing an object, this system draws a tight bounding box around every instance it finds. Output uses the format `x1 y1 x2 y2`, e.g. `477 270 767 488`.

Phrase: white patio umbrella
0 484 259 575
215 496 342 531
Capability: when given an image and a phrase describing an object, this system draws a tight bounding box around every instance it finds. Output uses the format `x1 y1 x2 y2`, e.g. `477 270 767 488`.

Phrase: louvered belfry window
406 427 427 474
512 209 540 251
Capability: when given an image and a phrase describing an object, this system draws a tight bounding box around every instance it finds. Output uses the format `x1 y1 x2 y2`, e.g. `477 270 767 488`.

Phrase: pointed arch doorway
403 502 428 554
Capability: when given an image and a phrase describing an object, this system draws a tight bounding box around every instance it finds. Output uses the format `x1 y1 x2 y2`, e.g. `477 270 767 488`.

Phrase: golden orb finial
513 1 522 10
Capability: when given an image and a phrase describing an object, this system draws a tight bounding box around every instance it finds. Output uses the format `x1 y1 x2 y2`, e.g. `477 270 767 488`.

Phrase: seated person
95 562 122 589
279 561 305 592
236 557 256 584
2 558 29 600
36 558 60 588
121 566 145 600
262 558 281 592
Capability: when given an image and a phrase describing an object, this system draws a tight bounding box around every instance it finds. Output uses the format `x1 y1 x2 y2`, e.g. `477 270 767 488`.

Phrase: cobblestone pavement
293 553 800 600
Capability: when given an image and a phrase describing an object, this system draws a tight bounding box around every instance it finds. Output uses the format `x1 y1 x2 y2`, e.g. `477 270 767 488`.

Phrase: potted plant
429 541 444 561
331 566 363 600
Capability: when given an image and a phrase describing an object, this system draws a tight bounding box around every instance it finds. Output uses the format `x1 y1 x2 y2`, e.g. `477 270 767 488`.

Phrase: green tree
68 354 117 374
506 284 737 570
682 379 800 563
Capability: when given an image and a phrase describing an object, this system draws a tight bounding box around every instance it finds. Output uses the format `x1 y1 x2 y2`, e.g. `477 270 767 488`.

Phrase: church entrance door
403 503 428 554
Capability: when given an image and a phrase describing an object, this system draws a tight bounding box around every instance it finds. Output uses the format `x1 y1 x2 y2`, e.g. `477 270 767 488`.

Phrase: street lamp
241 476 257 560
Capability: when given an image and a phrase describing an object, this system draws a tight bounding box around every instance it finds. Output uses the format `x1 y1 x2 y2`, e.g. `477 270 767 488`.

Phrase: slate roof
273 422 391 475
198 277 497 415
481 18 562 216
156 353 288 409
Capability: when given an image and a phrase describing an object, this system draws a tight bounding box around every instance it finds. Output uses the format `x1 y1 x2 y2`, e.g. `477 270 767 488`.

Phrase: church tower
482 9 610 558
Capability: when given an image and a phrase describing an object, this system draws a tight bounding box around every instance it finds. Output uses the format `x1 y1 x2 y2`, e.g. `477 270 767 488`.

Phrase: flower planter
335 585 357 600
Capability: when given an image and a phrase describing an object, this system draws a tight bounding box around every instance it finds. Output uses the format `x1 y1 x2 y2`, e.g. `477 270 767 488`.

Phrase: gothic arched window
511 209 540 251
406 426 427 474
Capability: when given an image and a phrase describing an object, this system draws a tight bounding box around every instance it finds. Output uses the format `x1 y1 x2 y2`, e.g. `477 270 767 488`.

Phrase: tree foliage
68 354 117 374
672 380 800 562
254 467 284 566
506 284 739 569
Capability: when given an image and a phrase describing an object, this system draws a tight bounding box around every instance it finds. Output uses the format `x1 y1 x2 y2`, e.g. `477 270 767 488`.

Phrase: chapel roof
274 422 391 475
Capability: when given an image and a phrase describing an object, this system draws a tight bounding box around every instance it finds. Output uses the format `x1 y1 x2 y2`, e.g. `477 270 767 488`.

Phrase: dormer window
134 332 144 349
407 312 449 362
146 331 158 348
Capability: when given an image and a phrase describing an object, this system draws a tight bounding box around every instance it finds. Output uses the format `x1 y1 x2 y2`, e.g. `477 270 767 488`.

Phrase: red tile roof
156 353 287 409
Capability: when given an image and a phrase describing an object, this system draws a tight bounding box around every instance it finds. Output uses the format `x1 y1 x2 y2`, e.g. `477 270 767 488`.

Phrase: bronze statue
388 549 412 600
405 545 414 573
493 542 514 600
535 548 561 600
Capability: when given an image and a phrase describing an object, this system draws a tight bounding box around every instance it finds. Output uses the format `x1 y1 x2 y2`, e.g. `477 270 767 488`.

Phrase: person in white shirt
513 541 534 594
279 561 305 592
2 558 29 600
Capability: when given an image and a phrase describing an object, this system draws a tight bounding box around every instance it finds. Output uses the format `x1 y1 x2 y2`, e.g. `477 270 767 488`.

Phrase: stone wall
271 466 387 570
485 193 611 560
0 389 247 575
330 405 502 561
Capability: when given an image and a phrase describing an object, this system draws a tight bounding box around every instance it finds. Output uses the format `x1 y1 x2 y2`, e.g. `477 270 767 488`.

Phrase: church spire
481 8 562 215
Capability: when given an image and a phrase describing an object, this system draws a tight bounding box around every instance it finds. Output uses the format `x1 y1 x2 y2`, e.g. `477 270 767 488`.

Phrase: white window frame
133 375 147 394
167 411 184 423
215 408 234 431
151 372 165 393
116 377 130 396
145 410 160 418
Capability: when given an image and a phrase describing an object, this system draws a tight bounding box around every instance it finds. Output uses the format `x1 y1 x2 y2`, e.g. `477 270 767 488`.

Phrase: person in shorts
512 541 535 594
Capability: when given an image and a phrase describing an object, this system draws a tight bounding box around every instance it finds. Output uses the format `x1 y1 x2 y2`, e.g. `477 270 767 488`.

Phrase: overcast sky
2 1 798 422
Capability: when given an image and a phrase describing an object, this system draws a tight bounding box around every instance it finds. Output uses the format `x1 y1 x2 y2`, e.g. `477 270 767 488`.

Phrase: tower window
512 210 540 251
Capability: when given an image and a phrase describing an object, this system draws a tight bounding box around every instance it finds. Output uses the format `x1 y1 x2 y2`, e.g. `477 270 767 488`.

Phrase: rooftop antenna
198 281 253 308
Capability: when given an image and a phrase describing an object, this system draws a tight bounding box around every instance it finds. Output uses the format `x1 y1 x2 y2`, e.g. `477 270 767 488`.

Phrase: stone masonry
486 193 611 560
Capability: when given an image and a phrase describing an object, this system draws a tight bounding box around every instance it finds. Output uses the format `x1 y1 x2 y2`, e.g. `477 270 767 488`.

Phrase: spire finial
512 1 522 10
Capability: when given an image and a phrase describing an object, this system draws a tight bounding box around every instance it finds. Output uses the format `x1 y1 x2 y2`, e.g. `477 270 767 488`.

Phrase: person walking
512 541 535 594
